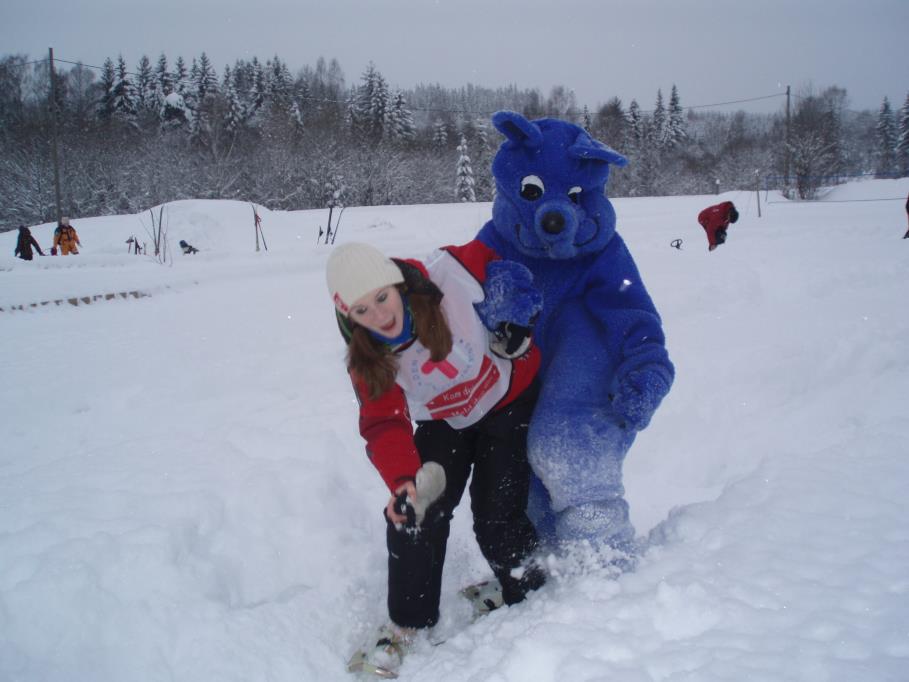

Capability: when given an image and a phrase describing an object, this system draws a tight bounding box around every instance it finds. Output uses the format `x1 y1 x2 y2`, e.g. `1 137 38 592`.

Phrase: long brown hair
347 285 453 400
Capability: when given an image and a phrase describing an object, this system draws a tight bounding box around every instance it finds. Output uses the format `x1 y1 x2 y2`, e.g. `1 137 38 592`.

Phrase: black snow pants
386 384 545 629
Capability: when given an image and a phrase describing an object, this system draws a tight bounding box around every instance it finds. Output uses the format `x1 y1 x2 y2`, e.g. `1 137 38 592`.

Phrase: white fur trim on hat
326 243 404 314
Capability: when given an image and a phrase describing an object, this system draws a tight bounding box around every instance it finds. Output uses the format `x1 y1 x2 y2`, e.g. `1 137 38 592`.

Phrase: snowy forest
1 51 908 231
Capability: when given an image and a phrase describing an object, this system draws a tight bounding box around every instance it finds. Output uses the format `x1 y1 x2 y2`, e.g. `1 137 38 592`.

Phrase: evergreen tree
135 55 154 112
352 62 390 143
897 91 909 176
665 84 686 149
475 118 489 149
194 52 218 101
455 135 476 202
595 97 626 148
111 55 137 125
290 100 306 136
96 57 116 120
582 105 592 131
388 90 415 142
652 89 666 148
267 55 292 111
627 99 643 145
433 119 448 151
875 96 897 177
173 56 188 94
245 58 267 124
154 54 172 96
222 65 244 135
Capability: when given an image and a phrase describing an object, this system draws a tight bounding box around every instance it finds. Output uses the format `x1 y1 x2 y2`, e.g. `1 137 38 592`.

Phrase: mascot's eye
520 175 544 201
568 186 582 204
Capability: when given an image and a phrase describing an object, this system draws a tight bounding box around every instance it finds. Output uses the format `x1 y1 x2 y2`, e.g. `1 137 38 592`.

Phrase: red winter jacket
698 201 736 248
349 241 540 493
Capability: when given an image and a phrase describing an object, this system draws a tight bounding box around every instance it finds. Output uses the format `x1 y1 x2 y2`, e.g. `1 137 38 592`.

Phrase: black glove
491 322 532 358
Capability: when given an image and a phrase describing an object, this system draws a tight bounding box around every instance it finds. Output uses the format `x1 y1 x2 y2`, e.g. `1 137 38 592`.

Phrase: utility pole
784 84 791 194
48 47 63 224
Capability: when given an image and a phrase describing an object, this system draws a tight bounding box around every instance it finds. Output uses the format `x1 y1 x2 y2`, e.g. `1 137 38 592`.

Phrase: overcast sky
2 0 907 115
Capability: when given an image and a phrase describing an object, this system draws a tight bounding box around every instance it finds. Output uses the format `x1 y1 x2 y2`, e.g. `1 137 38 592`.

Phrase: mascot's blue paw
474 260 542 330
611 370 672 432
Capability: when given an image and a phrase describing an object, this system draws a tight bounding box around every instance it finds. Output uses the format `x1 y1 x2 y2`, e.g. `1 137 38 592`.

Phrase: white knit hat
326 243 404 315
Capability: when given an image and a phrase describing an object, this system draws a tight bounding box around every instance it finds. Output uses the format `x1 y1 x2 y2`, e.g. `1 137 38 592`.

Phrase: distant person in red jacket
698 201 739 251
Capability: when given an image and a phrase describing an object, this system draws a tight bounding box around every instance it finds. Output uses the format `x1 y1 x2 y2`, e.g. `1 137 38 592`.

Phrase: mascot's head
490 111 627 260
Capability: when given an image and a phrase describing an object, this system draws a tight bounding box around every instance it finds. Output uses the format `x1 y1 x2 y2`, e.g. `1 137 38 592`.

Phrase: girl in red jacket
327 242 544 675
698 201 739 251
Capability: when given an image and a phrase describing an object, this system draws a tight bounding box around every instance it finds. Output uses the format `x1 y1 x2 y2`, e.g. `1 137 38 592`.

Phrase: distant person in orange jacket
698 201 739 252
52 217 81 255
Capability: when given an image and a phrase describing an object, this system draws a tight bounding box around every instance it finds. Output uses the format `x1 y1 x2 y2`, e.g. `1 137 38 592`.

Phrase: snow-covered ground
2 181 908 682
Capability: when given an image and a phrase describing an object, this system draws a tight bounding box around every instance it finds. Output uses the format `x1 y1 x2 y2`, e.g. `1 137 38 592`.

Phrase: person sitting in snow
698 201 739 251
52 217 81 256
14 225 45 261
179 240 199 254
326 242 544 676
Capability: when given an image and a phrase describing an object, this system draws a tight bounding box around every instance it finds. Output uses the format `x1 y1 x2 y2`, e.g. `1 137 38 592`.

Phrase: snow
2 182 909 681
163 92 186 108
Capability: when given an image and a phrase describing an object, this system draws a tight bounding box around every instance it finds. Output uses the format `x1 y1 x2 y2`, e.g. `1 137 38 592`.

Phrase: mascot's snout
541 211 565 234
536 200 581 258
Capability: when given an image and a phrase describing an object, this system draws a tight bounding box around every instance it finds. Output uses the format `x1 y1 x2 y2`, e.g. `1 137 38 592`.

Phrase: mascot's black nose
541 211 565 235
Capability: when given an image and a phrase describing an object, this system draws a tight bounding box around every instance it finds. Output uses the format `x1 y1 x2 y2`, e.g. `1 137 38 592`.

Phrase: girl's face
349 286 404 338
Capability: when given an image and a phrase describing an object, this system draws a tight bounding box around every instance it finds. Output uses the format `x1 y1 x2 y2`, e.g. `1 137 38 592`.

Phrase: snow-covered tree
595 97 626 148
351 62 390 143
244 58 267 125
433 119 448 151
290 100 305 136
222 66 244 135
455 135 476 202
173 57 188 94
787 93 841 198
627 99 644 145
896 91 909 177
652 89 666 148
581 105 592 131
154 54 172 96
266 56 292 111
665 84 686 149
387 90 415 142
111 55 137 125
96 57 116 121
875 96 897 177
135 56 154 113
194 52 218 102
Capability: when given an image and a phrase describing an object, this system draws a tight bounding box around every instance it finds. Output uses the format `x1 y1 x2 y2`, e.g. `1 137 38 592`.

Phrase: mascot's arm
446 238 542 335
587 237 675 431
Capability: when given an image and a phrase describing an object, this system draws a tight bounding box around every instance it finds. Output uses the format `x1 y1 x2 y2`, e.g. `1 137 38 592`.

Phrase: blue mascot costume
473 111 674 556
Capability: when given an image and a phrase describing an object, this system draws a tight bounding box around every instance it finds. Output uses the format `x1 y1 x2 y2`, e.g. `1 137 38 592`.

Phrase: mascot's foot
554 500 637 571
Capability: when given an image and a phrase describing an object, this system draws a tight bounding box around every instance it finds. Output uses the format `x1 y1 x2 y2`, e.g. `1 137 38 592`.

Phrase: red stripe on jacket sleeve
351 373 422 493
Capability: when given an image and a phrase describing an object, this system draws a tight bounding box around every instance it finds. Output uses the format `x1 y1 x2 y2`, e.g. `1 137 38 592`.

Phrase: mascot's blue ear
569 133 629 168
492 110 543 150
